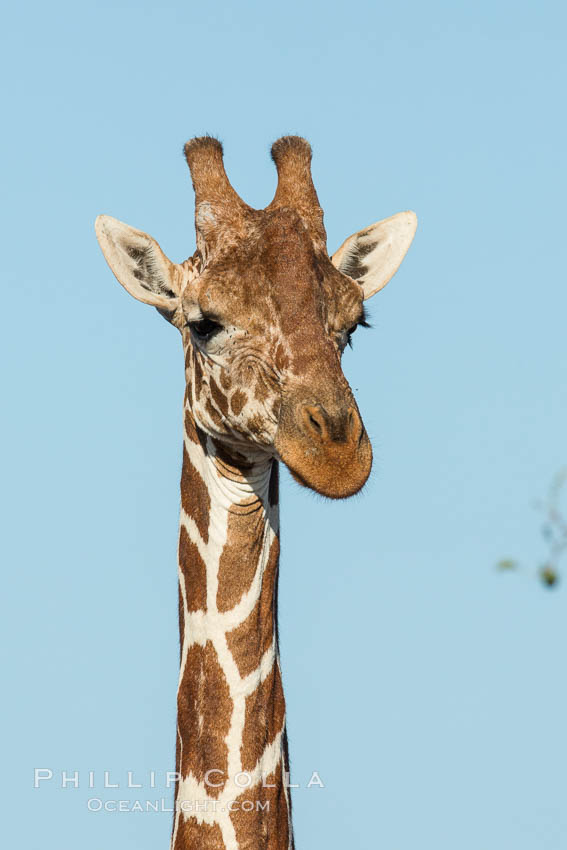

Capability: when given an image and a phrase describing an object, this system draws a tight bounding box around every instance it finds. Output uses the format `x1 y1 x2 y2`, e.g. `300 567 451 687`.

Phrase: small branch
497 468 567 589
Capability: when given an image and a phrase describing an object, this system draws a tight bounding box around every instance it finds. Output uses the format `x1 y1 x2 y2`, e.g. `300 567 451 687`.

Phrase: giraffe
95 136 417 850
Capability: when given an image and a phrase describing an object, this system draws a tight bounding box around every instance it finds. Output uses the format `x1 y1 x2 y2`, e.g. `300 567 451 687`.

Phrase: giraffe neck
172 406 292 850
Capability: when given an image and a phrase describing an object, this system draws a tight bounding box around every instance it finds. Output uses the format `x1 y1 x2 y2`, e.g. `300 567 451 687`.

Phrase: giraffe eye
188 317 223 340
342 314 371 349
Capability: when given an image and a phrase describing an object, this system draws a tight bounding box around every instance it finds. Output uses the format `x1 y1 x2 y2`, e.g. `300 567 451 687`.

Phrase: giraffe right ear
95 215 180 310
331 211 417 299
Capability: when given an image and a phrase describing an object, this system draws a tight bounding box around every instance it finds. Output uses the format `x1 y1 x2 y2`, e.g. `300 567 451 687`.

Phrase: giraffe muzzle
274 398 372 499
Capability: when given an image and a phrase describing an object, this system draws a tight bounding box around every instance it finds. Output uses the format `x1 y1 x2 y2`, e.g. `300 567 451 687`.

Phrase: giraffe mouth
275 421 372 499
277 446 372 498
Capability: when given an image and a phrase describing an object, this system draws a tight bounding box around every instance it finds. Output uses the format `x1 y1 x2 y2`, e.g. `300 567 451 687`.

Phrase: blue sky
2 1 566 848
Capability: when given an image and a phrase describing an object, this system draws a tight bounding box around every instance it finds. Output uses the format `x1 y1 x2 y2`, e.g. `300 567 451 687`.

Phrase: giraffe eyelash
345 311 371 348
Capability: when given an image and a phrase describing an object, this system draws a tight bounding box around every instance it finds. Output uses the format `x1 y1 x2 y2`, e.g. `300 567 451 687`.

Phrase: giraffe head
96 137 416 499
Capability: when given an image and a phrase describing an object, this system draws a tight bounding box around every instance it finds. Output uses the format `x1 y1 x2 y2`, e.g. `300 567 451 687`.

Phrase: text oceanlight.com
87 799 272 813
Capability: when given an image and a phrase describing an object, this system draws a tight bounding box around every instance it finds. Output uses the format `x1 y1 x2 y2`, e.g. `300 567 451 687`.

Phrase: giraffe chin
275 431 373 499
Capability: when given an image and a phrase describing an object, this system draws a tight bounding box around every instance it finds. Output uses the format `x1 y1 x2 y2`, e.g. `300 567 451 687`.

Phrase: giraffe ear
331 211 417 299
95 215 180 309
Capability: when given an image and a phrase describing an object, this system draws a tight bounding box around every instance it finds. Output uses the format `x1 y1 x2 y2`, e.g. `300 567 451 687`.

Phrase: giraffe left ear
331 211 417 299
95 215 181 310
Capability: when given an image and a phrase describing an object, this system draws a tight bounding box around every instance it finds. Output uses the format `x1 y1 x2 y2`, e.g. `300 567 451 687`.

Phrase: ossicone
183 135 250 253
268 135 325 245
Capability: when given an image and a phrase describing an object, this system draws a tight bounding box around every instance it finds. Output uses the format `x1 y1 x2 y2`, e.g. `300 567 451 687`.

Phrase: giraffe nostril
301 404 328 441
308 412 323 435
347 406 363 444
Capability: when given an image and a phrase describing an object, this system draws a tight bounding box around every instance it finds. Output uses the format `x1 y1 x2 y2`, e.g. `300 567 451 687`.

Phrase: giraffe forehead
193 222 362 335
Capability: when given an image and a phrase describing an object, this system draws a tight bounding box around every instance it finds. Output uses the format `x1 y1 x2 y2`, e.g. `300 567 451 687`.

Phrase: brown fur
241 664 286 773
180 446 211 543
216 500 267 612
230 389 246 416
179 526 207 612
174 818 226 850
184 409 201 445
230 762 289 850
210 376 229 417
226 536 279 678
177 641 232 798
267 136 325 248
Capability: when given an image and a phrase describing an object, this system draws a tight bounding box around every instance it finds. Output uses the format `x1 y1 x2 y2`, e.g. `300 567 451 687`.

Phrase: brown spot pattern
246 413 264 437
184 409 200 445
178 526 207 612
180 447 211 544
230 389 246 416
184 345 192 373
241 663 285 773
210 376 229 417
174 817 225 850
193 354 203 393
254 374 270 403
217 504 265 612
230 762 289 850
177 641 231 798
226 536 279 677
206 399 223 427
